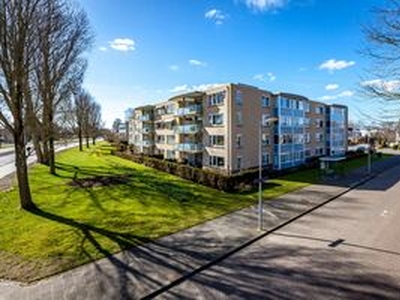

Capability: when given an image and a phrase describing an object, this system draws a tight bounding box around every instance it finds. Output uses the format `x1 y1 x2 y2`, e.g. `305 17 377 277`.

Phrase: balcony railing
175 143 203 152
174 124 200 134
136 140 154 147
174 105 202 116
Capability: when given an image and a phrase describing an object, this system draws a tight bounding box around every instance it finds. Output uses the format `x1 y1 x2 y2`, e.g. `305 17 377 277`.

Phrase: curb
0 149 13 157
141 167 391 299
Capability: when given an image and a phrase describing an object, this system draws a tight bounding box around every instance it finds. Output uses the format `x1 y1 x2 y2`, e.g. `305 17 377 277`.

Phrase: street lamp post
367 134 371 174
258 117 278 231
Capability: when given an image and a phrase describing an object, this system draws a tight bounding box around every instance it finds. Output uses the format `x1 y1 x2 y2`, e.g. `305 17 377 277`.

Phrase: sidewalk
1 155 400 300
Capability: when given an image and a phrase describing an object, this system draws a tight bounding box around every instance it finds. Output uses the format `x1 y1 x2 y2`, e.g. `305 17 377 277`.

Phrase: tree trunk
78 125 83 151
49 136 56 175
86 135 90 148
14 124 36 211
92 136 96 145
32 137 44 164
42 140 50 165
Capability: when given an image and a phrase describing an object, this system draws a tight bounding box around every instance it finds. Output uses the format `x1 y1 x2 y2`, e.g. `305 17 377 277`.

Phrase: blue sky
80 0 383 127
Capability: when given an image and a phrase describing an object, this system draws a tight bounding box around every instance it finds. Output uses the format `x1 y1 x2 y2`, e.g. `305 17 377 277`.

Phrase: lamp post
258 117 278 231
367 134 371 174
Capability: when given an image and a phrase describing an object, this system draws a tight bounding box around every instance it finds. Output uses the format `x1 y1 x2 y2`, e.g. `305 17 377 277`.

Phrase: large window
209 135 224 146
235 90 243 105
208 113 224 126
236 111 243 125
208 91 226 106
262 134 270 145
261 95 270 107
236 134 242 148
209 156 225 167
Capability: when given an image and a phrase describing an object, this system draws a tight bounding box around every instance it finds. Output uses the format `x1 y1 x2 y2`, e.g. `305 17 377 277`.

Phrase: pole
258 123 263 231
367 135 371 174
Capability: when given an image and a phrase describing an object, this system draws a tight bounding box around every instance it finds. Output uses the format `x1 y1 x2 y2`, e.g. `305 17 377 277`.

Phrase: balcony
175 105 202 116
139 115 152 122
140 127 154 134
174 124 200 134
175 143 203 153
137 140 154 147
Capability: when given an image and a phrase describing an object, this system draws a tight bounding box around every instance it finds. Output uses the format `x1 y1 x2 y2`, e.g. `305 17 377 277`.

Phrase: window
236 111 243 125
305 149 311 158
305 133 311 144
235 90 243 105
236 134 242 148
262 134 270 146
237 156 242 169
315 119 324 128
209 135 224 146
304 118 310 127
262 153 269 166
209 156 225 167
316 133 324 143
262 114 273 126
262 96 270 107
208 113 224 126
208 91 226 106
166 135 175 145
304 102 310 112
316 106 324 114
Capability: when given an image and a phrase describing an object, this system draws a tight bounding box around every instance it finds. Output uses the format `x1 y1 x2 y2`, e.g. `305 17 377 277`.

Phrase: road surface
159 163 400 299
0 142 79 179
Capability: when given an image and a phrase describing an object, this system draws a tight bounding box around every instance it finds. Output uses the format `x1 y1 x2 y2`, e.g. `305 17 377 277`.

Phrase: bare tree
89 101 102 145
362 0 400 112
74 88 92 151
0 0 41 210
30 0 92 174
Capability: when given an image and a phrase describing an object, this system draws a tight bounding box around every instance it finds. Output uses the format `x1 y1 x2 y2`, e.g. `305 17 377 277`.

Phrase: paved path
161 163 400 299
0 142 79 180
1 155 400 300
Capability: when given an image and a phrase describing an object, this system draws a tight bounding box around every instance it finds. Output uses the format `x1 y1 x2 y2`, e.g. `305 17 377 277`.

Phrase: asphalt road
0 142 79 179
160 163 400 299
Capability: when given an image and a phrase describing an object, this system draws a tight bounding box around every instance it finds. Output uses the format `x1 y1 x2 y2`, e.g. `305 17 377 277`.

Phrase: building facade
127 83 348 175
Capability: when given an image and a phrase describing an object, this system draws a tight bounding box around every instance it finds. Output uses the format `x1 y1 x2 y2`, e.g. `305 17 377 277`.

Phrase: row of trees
0 0 100 210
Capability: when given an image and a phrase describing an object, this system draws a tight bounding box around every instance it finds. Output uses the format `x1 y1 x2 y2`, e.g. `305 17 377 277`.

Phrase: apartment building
128 83 348 175
129 105 154 155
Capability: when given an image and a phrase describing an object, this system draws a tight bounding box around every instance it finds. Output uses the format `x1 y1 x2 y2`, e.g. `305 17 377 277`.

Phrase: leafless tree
74 88 92 151
29 0 93 174
361 0 400 115
0 0 41 210
88 101 102 145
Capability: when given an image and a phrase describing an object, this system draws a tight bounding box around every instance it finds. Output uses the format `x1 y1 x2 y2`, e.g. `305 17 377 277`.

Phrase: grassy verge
0 145 391 282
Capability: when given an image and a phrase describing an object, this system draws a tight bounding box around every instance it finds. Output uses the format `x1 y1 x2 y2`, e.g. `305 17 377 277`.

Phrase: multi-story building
128 83 348 175
129 105 155 155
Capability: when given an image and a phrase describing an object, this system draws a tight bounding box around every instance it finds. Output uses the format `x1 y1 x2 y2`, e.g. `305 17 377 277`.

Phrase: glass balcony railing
137 140 154 147
174 124 200 134
175 143 203 152
175 105 202 116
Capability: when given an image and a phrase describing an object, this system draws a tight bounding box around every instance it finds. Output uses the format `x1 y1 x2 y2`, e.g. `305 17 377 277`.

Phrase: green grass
0 145 390 282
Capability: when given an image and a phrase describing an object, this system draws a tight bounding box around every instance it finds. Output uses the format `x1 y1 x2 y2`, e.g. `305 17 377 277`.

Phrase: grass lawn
0 145 390 282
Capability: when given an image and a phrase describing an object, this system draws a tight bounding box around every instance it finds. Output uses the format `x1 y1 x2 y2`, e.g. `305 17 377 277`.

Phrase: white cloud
189 59 207 67
169 65 179 71
319 90 354 101
169 83 225 93
325 83 339 91
253 72 276 83
205 9 227 25
319 59 355 72
361 79 400 93
242 0 287 11
109 38 135 52
98 46 108 52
